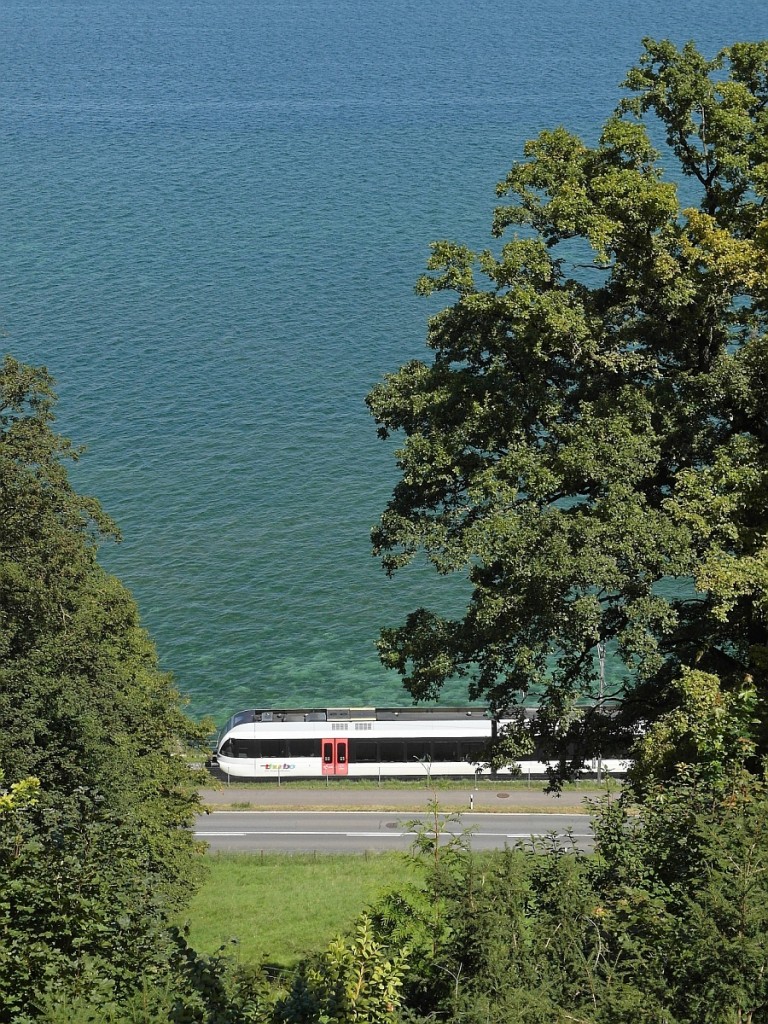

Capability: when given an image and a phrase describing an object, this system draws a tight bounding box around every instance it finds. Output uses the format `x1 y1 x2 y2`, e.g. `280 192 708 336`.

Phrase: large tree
0 356 208 1015
367 39 768 782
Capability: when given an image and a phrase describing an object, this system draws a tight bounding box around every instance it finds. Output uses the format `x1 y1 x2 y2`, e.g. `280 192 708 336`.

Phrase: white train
211 706 627 780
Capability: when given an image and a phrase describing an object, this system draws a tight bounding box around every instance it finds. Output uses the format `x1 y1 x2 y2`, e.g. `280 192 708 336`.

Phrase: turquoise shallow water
3 0 768 723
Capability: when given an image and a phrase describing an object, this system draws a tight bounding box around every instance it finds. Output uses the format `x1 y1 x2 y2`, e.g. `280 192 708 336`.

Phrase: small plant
275 916 407 1024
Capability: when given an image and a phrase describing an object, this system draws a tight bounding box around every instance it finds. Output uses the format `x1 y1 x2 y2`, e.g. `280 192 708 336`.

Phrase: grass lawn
180 852 422 970
205 776 616 791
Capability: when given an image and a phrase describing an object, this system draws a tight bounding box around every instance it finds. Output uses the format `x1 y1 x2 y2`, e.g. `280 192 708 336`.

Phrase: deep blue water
3 0 768 723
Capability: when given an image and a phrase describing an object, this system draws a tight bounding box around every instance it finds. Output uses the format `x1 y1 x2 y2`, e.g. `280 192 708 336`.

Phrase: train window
231 739 257 758
289 739 318 757
350 740 378 763
337 741 347 764
432 740 460 761
220 740 233 756
379 741 405 762
323 742 333 764
405 739 432 761
460 740 486 762
260 740 287 758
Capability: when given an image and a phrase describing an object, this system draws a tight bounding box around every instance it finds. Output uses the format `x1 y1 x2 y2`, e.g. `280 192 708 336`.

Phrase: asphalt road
195 810 593 853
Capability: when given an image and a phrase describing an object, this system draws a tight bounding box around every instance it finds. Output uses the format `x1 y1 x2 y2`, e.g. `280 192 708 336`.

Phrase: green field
180 853 422 969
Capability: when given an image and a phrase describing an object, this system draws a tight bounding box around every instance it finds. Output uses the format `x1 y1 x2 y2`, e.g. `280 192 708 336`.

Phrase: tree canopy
0 356 208 1017
366 38 768 782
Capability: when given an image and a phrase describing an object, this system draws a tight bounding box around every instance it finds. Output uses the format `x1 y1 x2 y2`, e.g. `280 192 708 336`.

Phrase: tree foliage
367 38 768 781
0 356 208 1019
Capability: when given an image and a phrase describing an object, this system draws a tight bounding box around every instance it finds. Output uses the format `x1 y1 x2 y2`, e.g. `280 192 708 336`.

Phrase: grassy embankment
203 776 619 811
205 777 615 791
181 852 422 969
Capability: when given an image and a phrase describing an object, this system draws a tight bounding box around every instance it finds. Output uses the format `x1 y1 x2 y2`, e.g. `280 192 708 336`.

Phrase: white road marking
197 832 247 837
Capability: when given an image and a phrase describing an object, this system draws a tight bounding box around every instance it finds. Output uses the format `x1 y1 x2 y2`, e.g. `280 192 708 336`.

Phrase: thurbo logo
261 763 296 770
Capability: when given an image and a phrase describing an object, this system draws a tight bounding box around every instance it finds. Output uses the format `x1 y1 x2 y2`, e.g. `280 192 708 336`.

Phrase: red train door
321 737 349 776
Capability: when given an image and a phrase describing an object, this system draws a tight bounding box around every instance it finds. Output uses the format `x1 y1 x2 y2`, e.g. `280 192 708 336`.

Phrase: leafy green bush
362 768 768 1023
275 917 407 1024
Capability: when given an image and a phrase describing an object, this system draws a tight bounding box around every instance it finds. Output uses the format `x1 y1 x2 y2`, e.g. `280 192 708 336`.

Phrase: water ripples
3 0 768 721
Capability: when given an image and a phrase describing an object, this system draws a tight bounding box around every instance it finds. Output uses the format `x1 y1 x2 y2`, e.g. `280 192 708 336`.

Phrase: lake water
3 0 768 722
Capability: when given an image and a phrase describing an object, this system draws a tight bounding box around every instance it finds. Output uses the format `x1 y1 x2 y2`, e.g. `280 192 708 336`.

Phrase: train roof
218 702 623 735
219 706 529 734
